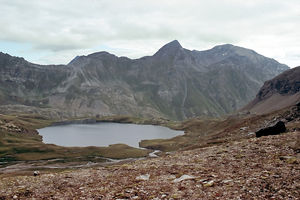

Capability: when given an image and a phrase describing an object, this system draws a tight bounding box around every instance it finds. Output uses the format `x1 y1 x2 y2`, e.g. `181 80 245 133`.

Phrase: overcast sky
0 0 299 67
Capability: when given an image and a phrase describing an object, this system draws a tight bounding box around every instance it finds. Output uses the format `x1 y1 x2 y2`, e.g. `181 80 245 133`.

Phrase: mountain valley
0 43 299 200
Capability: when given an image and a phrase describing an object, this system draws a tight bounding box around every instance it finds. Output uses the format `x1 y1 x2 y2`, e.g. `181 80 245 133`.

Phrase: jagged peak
68 51 117 66
0 51 22 59
0 51 27 64
164 40 182 49
154 40 183 57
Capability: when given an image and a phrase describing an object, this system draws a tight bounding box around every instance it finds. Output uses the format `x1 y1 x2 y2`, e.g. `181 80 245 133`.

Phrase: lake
38 123 183 148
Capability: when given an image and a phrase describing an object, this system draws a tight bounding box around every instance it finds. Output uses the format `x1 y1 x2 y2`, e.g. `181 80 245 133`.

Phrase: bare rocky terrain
0 41 288 120
0 130 299 199
244 66 300 114
0 43 298 199
0 100 299 199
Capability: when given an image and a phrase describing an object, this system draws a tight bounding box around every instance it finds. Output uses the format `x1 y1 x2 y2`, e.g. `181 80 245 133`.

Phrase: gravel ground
0 131 299 200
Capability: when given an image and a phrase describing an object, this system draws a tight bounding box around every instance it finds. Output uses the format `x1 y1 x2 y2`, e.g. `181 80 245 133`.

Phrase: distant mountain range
0 40 289 120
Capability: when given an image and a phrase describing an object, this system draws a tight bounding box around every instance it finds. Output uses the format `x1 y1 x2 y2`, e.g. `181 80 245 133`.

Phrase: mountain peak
87 51 115 58
165 40 182 48
154 40 183 57
68 51 117 66
211 44 235 51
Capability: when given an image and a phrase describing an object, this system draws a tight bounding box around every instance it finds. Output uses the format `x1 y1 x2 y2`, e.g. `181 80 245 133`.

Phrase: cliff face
256 66 300 99
0 52 70 106
244 66 300 114
0 41 289 119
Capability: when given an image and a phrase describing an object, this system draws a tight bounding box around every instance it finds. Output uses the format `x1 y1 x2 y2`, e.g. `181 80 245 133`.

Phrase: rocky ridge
0 41 289 120
0 64 299 199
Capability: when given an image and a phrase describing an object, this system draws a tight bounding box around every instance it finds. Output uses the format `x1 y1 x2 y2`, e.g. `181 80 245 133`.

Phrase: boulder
256 121 286 137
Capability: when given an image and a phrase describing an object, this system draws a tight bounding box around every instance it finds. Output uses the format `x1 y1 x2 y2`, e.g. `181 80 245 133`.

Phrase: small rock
248 132 255 136
173 175 195 183
222 179 233 183
203 180 214 187
13 195 18 199
240 127 248 131
33 171 40 176
280 156 294 160
136 174 150 181
149 150 160 158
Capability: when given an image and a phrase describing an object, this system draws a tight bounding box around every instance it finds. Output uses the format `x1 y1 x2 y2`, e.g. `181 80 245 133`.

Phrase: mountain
0 41 289 120
243 66 300 114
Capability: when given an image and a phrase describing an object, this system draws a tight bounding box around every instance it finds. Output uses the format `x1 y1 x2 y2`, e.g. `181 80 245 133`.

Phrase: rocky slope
0 41 289 120
0 64 299 199
0 131 299 199
0 52 70 107
244 66 300 114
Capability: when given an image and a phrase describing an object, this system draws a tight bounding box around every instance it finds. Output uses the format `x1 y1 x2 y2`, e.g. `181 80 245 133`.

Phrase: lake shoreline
0 114 188 173
39 122 184 148
49 115 182 130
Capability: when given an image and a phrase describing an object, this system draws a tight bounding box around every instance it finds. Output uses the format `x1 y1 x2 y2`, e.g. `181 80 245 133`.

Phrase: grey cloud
0 0 299 66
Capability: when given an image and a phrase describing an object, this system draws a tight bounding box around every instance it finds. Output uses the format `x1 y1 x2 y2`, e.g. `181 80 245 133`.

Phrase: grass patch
139 135 193 152
0 114 151 166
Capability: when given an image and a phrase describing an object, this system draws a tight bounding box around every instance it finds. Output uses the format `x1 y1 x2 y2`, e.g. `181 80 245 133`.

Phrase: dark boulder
256 121 286 137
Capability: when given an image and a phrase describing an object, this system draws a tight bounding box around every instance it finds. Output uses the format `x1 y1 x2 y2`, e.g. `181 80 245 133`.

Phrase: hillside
243 66 300 114
1 131 299 199
0 41 288 120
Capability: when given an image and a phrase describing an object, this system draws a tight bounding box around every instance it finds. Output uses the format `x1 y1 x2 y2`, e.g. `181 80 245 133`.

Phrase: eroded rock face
257 66 300 99
243 66 300 115
256 121 286 137
0 41 289 120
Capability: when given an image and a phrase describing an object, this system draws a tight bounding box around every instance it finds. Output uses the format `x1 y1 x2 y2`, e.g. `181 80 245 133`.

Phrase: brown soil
0 131 299 199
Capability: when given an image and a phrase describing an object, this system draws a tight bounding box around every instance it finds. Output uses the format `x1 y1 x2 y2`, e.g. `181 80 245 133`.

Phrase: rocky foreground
0 131 299 200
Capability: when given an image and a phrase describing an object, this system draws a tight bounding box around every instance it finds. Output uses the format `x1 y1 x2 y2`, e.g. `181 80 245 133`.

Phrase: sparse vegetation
0 114 150 168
